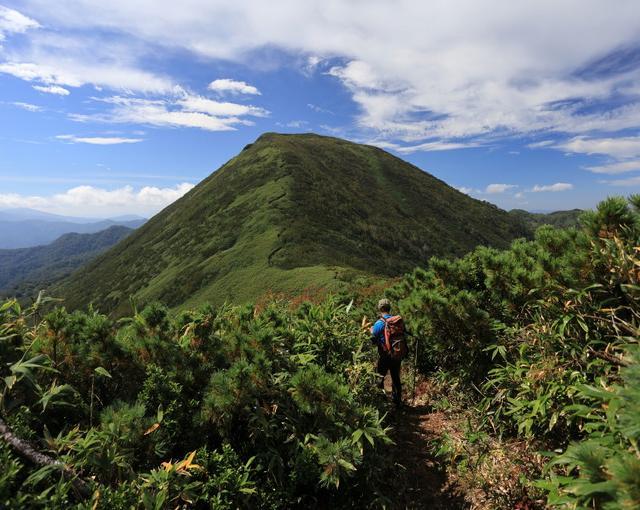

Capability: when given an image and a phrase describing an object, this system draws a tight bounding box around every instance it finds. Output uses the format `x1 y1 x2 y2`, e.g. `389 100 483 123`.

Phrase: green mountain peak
55 132 529 315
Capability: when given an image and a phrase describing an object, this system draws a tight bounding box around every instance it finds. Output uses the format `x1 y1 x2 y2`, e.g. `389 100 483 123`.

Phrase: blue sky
1 1 640 217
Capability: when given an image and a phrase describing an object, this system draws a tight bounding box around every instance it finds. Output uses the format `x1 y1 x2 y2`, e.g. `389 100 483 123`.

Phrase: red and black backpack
383 316 408 360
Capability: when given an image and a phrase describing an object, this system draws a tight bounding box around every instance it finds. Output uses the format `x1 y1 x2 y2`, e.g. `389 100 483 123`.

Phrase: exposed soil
382 376 468 509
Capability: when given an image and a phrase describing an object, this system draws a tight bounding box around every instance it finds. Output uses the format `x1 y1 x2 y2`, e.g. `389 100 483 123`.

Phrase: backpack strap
382 317 392 353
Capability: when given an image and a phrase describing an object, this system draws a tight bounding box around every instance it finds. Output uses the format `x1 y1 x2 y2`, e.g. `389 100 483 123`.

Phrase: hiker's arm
370 319 383 344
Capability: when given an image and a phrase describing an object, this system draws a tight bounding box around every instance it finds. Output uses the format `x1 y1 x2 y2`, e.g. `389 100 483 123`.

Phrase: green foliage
3 192 639 508
540 349 640 509
386 195 640 507
0 295 390 508
388 225 589 379
509 208 582 231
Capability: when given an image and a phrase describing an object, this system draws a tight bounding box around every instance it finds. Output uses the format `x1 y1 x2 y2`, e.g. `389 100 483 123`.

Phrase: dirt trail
383 378 467 509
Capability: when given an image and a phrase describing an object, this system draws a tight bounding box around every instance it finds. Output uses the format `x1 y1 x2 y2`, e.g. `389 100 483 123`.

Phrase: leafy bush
2 195 639 508
387 195 640 507
0 295 390 508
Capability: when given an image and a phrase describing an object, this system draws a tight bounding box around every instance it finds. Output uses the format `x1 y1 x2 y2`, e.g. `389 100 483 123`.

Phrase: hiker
370 299 408 407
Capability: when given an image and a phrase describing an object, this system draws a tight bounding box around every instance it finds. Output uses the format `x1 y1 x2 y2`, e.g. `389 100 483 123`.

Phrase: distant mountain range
508 209 582 230
54 132 537 315
0 225 135 300
0 208 146 248
0 208 146 224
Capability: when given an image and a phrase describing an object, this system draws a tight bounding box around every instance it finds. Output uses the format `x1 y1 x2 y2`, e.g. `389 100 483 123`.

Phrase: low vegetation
0 195 638 508
389 195 640 508
0 294 397 508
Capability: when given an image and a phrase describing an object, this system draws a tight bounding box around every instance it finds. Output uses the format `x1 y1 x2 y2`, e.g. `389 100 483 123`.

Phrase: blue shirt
370 314 393 347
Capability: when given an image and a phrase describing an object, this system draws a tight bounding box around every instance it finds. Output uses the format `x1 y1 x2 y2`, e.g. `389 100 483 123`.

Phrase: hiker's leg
376 356 388 389
390 360 402 404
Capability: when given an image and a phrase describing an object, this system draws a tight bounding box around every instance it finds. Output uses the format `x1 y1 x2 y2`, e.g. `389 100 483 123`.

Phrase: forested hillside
1 196 638 508
0 226 133 300
508 208 582 230
54 133 529 316
0 218 144 250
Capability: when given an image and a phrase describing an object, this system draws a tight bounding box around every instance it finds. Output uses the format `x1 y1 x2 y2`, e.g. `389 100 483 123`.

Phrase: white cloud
457 186 473 195
527 140 555 149
485 184 517 194
0 61 76 84
33 84 70 95
328 60 402 92
0 183 194 216
207 78 260 95
276 120 308 128
56 134 144 145
177 95 268 117
72 95 267 132
0 60 175 94
584 160 640 174
555 136 640 159
531 182 574 192
602 176 640 187
307 103 333 114
394 140 480 154
5 1 640 150
11 101 41 111
302 55 322 76
0 5 39 41
368 139 480 153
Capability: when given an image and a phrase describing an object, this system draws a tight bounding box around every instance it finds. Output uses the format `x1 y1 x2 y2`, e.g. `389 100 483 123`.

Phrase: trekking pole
412 334 419 406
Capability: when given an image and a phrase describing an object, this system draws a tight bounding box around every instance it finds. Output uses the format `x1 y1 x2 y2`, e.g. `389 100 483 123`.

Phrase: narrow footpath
384 378 467 509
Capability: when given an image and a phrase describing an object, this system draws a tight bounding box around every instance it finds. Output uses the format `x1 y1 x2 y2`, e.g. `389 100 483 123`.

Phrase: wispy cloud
557 136 640 179
368 138 481 153
0 5 39 41
207 78 260 95
0 183 194 216
276 120 309 128
56 134 144 145
307 103 334 115
71 94 268 132
33 84 69 95
11 101 41 112
555 136 640 159
485 184 517 194
584 160 640 174
177 95 268 117
0 60 175 95
394 140 481 154
527 140 554 149
531 182 574 192
601 176 640 187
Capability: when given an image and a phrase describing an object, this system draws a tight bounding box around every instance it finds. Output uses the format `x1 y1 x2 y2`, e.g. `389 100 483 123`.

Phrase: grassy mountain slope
0 226 133 299
56 133 529 315
509 208 582 230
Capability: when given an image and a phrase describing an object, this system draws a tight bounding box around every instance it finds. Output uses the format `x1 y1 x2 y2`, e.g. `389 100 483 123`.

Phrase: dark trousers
377 354 402 404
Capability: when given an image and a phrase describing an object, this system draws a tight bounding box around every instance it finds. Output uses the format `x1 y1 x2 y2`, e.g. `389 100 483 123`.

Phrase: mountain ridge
508 208 582 230
55 132 531 315
0 218 146 249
